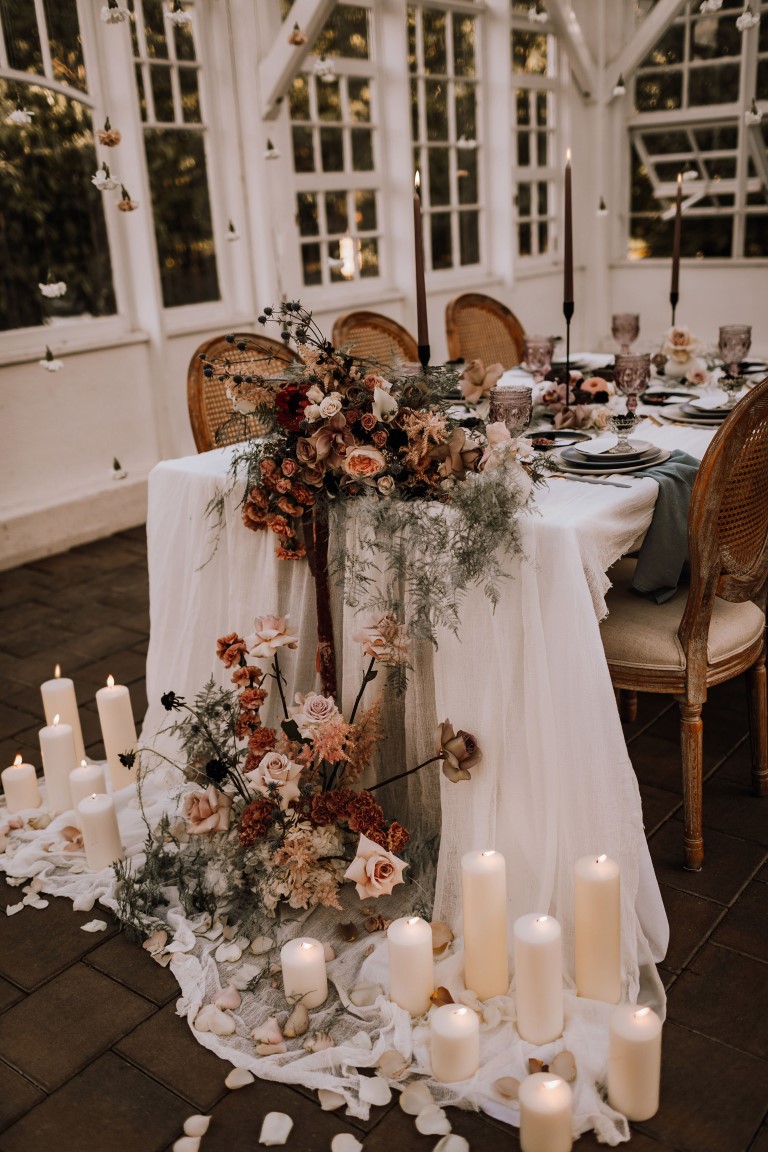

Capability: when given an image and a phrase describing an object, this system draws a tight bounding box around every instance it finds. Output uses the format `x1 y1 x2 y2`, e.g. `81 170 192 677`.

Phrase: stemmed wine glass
718 325 751 377
521 335 556 378
611 314 640 354
613 352 651 414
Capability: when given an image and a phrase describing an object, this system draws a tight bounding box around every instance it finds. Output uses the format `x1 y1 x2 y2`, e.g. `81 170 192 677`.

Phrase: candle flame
14 754 22 766
107 675 115 689
454 1007 468 1016
54 664 61 678
414 170 421 190
634 1007 651 1019
566 147 572 164
597 854 608 863
677 171 682 187
481 850 496 857
299 941 314 951
543 1078 562 1090
406 916 421 926
91 793 97 799
536 915 549 923
81 760 87 768
53 714 60 726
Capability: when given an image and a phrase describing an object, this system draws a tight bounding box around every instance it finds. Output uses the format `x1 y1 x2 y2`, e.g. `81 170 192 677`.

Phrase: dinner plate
552 448 671 476
656 405 725 427
560 444 663 470
642 390 696 406
574 437 653 461
683 401 729 417
528 429 593 450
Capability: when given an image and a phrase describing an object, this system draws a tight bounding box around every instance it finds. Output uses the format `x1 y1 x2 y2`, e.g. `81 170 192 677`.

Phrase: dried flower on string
699 0 722 10
39 346 63 373
112 457 127 480
745 98 763 124
166 0 192 26
313 55 336 82
736 4 759 29
39 276 67 299
226 219 240 241
92 164 118 192
97 117 122 147
528 3 548 23
101 0 129 23
288 22 308 45
263 139 280 160
612 74 626 96
117 185 139 211
7 99 34 126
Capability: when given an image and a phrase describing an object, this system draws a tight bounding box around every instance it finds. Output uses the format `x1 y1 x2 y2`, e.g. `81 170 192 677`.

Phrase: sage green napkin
631 450 700 604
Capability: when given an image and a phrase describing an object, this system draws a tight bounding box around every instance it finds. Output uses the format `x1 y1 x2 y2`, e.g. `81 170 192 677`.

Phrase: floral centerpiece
654 326 712 387
531 370 616 431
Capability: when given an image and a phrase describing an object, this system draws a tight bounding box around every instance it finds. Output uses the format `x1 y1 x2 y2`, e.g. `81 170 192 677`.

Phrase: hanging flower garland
39 347 63 373
101 0 129 24
97 117 121 147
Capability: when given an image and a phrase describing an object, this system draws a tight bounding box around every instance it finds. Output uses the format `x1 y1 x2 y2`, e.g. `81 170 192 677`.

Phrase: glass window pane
301 242 323 285
407 6 417 72
315 4 369 59
538 221 549 255
348 77 371 121
321 126 344 171
512 31 548 75
4 0 43 73
704 156 737 179
745 216 768 257
459 210 479 265
142 0 169 59
44 0 86 91
688 63 740 105
328 238 346 282
455 83 476 140
151 64 175 123
179 67 201 123
325 190 348 233
355 189 376 231
516 90 531 126
174 19 196 62
519 221 532 256
690 14 741 60
518 183 532 216
431 212 452 269
0 84 115 331
411 78 420 141
359 236 379 278
289 75 310 120
642 24 684 66
351 127 373 170
457 149 478 204
535 91 549 126
537 131 548 166
136 64 148 121
296 192 319 237
517 133 530 166
428 147 450 206
694 125 738 150
144 128 220 307
426 80 448 140
635 72 682 112
537 181 548 216
758 57 768 99
317 76 341 120
292 125 315 172
423 9 447 74
453 14 476 77
641 129 691 154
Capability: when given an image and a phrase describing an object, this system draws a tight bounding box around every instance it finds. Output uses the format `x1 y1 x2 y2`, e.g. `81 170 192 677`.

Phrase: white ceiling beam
544 0 596 101
606 0 687 101
259 0 337 122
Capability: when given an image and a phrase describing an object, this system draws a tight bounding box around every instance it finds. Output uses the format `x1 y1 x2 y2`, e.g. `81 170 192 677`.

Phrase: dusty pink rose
685 359 710 387
352 612 410 666
183 785 232 835
245 751 303 808
486 420 511 447
343 445 387 479
438 720 482 782
248 614 299 659
289 692 341 737
344 833 407 899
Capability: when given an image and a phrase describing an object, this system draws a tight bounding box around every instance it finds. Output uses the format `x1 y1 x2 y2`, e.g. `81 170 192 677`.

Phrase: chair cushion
601 558 765 671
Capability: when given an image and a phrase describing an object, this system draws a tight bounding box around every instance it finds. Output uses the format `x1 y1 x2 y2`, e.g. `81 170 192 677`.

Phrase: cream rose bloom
289 691 341 736
246 751 303 808
183 785 233 835
662 326 701 363
306 384 324 404
248 614 299 659
319 392 344 417
344 833 407 899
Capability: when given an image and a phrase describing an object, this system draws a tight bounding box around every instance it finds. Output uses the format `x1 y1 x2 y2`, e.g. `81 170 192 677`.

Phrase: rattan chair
187 332 301 453
600 377 768 871
445 292 525 368
331 311 419 366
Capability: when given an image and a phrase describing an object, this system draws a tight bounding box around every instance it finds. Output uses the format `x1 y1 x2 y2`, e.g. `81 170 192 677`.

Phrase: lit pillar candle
40 714 78 814
387 916 434 1017
280 937 328 1009
430 1004 480 1082
519 1073 573 1152
41 665 86 764
70 760 107 817
574 854 621 1003
2 755 42 813
461 850 509 1000
95 676 137 791
608 1004 662 1121
77 793 124 871
513 914 563 1045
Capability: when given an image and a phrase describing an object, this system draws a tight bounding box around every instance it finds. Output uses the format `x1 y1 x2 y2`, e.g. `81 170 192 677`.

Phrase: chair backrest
445 292 525 367
680 376 768 674
331 311 419 366
187 332 301 453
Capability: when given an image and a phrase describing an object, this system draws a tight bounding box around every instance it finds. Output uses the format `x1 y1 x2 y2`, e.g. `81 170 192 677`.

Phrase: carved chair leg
618 689 638 723
678 699 704 871
746 650 768 796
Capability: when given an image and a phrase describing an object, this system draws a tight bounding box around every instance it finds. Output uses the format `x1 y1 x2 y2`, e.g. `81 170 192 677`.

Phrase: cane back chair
600 377 768 870
331 311 419 366
445 292 526 368
187 333 301 453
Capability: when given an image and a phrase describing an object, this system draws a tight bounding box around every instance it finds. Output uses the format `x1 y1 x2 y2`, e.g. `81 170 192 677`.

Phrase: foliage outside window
129 0 220 307
408 4 481 272
629 0 768 259
0 2 116 332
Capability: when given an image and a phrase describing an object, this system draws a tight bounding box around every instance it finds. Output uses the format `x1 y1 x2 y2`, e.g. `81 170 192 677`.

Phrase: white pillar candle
41 664 86 764
519 1073 573 1152
70 761 108 816
39 714 78 815
607 1004 662 1121
574 854 621 1003
461 849 509 1000
77 793 124 871
387 916 434 1017
280 937 328 1009
95 676 137 791
430 1004 480 1082
2 755 42 813
513 914 563 1045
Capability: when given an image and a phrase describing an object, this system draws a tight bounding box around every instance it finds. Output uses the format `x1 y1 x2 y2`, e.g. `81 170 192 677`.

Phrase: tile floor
0 528 766 1152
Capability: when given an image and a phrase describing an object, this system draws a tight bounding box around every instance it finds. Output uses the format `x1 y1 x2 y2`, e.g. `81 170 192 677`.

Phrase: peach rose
248 614 299 659
344 833 407 899
183 785 232 835
245 751 303 808
343 446 387 479
352 612 410 665
438 720 482 782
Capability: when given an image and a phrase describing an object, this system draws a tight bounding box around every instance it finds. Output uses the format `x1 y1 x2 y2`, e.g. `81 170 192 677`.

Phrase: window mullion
32 0 53 80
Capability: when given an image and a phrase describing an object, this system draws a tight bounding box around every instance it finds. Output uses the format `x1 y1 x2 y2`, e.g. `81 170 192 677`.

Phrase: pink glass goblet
611 313 640 354
718 325 752 377
613 352 651 414
521 335 556 378
489 385 533 435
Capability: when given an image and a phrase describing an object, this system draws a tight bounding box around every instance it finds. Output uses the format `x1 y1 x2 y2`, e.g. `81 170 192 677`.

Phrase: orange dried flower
238 797 275 847
216 633 247 667
231 665 263 689
387 822 410 854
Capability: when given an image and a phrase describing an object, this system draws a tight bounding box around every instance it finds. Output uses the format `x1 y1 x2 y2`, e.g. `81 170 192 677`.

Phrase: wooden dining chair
445 292 526 368
600 377 768 870
187 332 301 453
331 311 419 365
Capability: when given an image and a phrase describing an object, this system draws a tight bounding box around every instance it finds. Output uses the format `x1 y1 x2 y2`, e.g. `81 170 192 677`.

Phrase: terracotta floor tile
712 881 768 962
658 884 725 972
115 1001 230 1110
86 933 180 1006
0 1061 45 1130
0 979 23 1015
648 821 766 905
667 943 768 1061
202 1079 352 1152
635 1021 768 1152
363 1098 521 1151
688 770 768 846
0 894 119 991
639 785 682 835
0 1051 189 1152
68 625 151 662
0 963 154 1091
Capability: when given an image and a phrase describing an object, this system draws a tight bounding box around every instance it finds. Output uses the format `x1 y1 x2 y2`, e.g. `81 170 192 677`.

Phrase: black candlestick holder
418 344 430 370
562 301 574 410
670 291 678 327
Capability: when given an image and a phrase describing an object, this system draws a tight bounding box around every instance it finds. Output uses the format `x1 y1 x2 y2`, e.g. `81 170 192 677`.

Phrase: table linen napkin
631 450 700 603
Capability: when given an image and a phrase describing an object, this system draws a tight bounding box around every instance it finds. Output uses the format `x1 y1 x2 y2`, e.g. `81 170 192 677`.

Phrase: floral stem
273 653 289 720
368 754 443 794
349 656 375 726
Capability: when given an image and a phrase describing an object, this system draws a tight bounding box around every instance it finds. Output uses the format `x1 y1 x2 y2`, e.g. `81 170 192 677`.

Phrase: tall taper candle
413 171 430 367
574 854 621 1003
41 665 85 764
462 850 509 1000
78 793 124 871
563 150 574 305
95 676 136 791
40 714 78 814
513 914 564 1044
670 172 682 323
388 916 434 1016
608 1004 662 1121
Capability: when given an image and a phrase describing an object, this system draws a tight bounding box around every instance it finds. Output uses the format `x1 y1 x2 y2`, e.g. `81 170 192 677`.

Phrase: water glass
613 352 651 413
611 313 640 354
489 385 533 435
718 325 751 377
521 335 556 378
